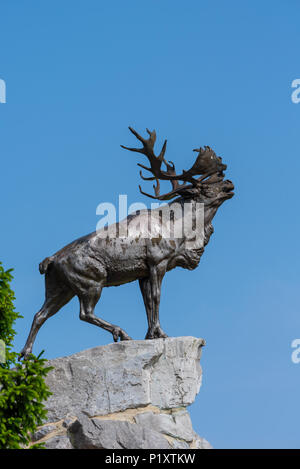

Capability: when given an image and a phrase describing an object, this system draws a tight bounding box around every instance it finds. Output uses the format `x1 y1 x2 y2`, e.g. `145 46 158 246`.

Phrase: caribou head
121 127 234 210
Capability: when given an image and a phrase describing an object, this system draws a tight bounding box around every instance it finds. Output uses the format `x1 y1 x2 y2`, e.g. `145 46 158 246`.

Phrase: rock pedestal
31 336 212 449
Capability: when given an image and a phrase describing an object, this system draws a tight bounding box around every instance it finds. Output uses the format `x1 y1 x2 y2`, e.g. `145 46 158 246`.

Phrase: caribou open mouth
223 180 234 198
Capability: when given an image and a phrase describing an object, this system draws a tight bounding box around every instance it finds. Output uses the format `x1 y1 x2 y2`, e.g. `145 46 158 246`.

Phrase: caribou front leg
139 264 168 339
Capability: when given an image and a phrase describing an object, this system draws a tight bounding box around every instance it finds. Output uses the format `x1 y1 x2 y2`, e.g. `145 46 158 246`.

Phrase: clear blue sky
1 0 300 449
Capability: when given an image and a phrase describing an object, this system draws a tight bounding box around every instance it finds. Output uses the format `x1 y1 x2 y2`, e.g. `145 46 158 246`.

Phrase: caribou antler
121 127 185 200
121 127 226 200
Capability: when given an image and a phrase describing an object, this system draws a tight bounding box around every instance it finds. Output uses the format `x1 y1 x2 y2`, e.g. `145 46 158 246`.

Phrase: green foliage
0 262 53 449
0 264 21 367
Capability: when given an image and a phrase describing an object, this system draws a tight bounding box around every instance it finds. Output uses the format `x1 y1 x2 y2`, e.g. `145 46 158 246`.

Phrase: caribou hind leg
19 283 74 360
78 284 132 342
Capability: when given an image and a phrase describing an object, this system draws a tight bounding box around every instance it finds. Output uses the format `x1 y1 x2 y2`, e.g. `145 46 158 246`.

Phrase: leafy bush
0 262 52 449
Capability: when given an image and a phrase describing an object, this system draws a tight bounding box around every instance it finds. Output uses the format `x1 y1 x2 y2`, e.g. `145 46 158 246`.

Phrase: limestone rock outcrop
31 337 212 449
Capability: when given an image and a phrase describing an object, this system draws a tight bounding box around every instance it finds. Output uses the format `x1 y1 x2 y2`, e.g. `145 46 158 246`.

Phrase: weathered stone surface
170 439 190 449
68 413 171 449
191 437 213 449
134 409 195 442
32 423 57 442
32 337 211 449
44 435 74 449
44 336 205 422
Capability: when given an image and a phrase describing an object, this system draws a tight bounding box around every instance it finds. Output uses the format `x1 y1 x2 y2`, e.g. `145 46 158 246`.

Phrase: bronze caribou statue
20 127 234 360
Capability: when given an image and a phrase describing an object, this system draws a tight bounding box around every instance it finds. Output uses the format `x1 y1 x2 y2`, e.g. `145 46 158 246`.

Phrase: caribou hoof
18 349 31 361
145 327 168 340
112 327 132 342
